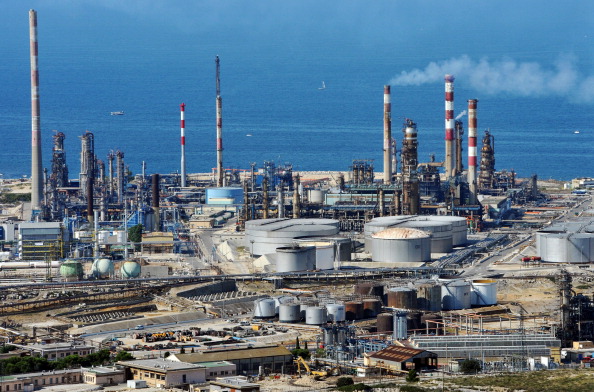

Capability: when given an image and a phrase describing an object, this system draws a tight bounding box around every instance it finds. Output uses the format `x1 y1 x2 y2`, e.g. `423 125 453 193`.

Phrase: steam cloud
390 55 594 103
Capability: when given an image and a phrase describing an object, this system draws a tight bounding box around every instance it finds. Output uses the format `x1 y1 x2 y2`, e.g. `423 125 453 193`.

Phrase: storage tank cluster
536 229 594 263
364 215 468 263
245 218 340 256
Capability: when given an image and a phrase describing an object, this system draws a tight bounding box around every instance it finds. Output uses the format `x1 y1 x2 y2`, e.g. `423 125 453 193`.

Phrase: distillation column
401 119 420 215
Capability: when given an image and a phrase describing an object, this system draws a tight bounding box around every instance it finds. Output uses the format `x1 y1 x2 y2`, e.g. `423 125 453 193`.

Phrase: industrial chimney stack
216 56 224 187
467 99 478 204
383 85 392 184
180 103 186 187
29 10 43 212
444 75 455 178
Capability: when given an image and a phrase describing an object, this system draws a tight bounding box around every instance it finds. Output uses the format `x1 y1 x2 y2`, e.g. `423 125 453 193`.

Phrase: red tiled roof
369 345 428 363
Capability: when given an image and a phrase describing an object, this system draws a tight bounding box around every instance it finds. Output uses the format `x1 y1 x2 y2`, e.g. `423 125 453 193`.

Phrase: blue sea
1 2 594 181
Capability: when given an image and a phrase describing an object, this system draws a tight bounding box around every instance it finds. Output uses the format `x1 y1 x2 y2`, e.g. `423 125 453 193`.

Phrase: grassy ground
446 368 594 392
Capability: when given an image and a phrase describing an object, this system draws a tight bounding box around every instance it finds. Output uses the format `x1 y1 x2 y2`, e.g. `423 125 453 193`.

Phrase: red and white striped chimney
444 74 455 178
467 99 478 204
383 85 392 184
180 103 186 187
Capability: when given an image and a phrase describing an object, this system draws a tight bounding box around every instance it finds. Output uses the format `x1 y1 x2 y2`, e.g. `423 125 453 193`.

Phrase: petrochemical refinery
1 8 594 392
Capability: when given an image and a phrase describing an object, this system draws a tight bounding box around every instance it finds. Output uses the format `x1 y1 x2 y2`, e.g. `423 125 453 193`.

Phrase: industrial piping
216 56 224 187
467 99 478 204
383 85 392 184
29 10 43 212
444 75 455 178
180 103 186 188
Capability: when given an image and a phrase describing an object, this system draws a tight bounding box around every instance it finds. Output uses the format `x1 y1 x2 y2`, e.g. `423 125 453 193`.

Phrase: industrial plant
1 8 594 392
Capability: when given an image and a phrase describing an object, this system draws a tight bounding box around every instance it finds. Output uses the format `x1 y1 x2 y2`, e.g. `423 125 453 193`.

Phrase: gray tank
325 303 346 322
279 303 301 322
253 298 276 318
275 246 316 272
393 311 408 340
537 232 594 263
417 283 442 311
441 280 472 310
305 306 328 325
371 228 431 263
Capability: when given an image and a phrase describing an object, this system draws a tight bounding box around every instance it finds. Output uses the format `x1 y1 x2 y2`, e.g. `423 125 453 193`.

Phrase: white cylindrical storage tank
275 246 316 272
279 303 301 322
441 280 472 310
273 296 294 314
371 228 431 263
471 279 498 306
364 216 412 251
430 216 468 246
97 230 110 245
305 306 327 325
400 220 453 253
537 232 594 263
295 240 334 270
325 303 346 323
299 303 310 319
307 189 327 204
116 230 127 244
253 298 276 318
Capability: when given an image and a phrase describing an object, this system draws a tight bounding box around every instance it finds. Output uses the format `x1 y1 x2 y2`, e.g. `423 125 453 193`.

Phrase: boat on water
318 81 326 90
111 111 125 116
574 130 580 134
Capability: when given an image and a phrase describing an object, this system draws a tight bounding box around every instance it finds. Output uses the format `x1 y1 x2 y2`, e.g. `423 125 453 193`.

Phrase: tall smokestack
444 74 455 178
29 10 43 211
180 103 186 187
384 85 392 184
383 85 392 184
216 56 224 187
152 174 160 231
467 99 478 204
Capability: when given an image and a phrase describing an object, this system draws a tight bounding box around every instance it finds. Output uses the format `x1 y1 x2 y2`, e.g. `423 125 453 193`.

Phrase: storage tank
400 220 453 253
275 246 316 272
116 230 127 244
387 287 418 309
371 228 431 263
430 216 468 246
205 187 243 205
323 326 335 346
471 279 498 306
441 280 472 310
345 301 364 320
325 303 346 322
376 313 393 332
59 260 83 281
253 298 276 318
393 311 408 340
307 189 327 204
97 230 110 245
294 240 334 270
416 283 442 311
299 303 310 319
536 232 594 263
363 299 382 318
305 306 327 325
279 303 301 322
121 261 141 278
329 237 352 261
363 216 412 250
273 296 294 314
354 282 385 298
91 258 114 279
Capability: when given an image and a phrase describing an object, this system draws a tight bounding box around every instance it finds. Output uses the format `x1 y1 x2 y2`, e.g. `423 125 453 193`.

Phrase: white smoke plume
390 55 594 102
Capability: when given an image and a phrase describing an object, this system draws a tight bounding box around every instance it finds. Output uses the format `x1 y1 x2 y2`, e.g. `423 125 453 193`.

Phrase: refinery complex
2 9 594 392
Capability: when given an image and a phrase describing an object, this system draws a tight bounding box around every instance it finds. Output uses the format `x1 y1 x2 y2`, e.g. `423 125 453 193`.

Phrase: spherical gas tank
92 258 114 279
121 261 141 278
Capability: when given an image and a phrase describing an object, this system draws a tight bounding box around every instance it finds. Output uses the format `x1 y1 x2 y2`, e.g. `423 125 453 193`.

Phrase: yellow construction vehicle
294 356 332 378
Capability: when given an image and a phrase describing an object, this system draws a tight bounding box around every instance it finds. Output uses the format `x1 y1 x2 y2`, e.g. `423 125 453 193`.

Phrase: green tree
291 348 310 360
336 377 354 387
128 224 143 251
406 369 419 383
163 352 170 358
460 359 482 374
295 337 300 350
114 350 134 361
